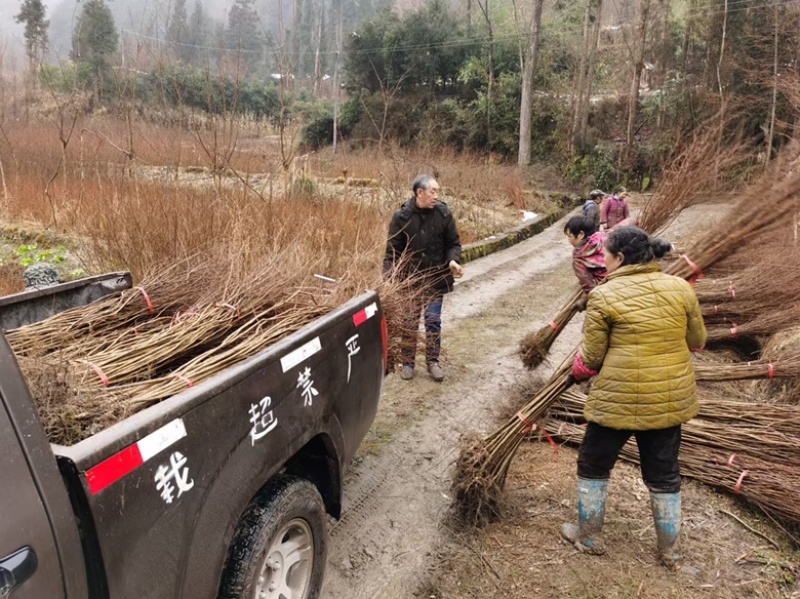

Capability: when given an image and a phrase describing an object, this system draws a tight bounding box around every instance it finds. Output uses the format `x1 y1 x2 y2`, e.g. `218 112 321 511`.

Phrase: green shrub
565 149 618 191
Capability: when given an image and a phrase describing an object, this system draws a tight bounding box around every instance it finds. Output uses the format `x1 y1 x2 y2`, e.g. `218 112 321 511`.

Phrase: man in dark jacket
384 175 463 382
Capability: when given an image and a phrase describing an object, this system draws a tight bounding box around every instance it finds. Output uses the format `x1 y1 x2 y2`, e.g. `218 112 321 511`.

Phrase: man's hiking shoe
428 363 445 382
400 365 415 380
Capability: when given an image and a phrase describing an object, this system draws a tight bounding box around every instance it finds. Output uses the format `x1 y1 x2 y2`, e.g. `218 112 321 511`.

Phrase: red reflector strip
380 316 389 372
85 418 187 495
353 302 378 326
86 444 144 495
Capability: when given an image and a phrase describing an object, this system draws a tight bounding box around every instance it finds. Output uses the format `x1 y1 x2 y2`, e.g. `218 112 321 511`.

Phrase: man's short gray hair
412 174 436 195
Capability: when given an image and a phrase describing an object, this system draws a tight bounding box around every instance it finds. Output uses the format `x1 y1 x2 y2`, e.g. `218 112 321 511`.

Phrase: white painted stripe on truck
137 418 188 461
280 336 322 372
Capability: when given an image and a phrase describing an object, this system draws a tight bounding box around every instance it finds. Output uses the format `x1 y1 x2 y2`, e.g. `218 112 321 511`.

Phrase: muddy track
321 205 722 599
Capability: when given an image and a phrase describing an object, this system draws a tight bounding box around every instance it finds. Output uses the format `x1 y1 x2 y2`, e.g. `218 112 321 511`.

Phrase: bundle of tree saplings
15 244 425 445
6 257 217 357
542 389 800 527
518 119 748 370
453 152 800 526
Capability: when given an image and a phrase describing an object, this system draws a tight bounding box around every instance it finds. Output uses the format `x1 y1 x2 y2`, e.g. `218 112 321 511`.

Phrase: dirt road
320 203 748 599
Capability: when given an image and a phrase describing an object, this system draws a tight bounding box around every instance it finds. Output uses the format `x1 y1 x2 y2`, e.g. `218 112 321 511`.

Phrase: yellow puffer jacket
581 261 707 430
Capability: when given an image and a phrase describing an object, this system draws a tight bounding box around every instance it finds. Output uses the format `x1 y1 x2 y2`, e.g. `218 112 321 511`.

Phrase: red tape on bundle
542 429 559 455
713 305 718 314
516 411 537 433
730 322 738 338
728 284 736 300
680 254 704 285
217 302 241 318
734 470 749 494
135 287 155 314
727 453 737 466
79 360 110 387
768 363 775 379
172 374 194 388
549 321 560 331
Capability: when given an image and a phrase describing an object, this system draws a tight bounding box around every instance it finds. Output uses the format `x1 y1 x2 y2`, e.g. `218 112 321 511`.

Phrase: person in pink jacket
564 215 607 310
600 189 630 230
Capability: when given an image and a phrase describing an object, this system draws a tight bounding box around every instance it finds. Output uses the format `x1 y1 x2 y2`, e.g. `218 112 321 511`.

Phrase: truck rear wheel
218 476 327 599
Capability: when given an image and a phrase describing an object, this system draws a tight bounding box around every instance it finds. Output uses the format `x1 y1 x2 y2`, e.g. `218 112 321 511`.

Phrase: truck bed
54 291 385 599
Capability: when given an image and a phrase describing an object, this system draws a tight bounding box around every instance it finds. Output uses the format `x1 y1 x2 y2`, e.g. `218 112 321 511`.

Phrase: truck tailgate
55 291 384 599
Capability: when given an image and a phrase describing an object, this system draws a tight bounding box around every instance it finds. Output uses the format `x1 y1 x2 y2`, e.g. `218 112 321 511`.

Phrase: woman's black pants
577 422 682 493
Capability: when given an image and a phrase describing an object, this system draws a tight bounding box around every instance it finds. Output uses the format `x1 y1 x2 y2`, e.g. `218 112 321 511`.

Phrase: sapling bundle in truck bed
0 249 396 599
7 249 405 445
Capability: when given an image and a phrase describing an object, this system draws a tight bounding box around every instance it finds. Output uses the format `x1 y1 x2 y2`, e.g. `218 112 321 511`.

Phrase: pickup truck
0 273 387 599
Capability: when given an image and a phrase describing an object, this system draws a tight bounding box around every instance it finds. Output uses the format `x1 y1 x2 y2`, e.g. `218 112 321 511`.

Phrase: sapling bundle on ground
693 336 800 381
454 151 800 526
451 352 574 524
548 388 800 467
542 407 800 527
517 119 749 371
703 304 800 343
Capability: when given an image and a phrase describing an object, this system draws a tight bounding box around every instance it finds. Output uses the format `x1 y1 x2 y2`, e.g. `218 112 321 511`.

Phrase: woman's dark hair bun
650 239 673 259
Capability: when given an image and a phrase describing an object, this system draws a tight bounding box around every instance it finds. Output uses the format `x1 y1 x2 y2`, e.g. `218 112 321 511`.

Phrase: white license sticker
280 337 322 372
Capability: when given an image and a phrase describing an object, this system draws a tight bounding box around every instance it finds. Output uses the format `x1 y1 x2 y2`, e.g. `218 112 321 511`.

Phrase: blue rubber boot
561 477 608 555
650 491 683 570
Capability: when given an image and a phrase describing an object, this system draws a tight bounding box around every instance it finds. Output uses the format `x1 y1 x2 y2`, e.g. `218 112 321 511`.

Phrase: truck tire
218 476 327 599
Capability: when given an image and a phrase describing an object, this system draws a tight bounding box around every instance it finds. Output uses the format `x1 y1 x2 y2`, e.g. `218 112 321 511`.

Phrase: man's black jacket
383 198 462 294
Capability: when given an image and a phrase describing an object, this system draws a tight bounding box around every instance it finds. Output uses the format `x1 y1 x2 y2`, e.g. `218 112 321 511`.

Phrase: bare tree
475 0 495 148
332 0 343 153
622 0 651 167
569 0 602 155
517 0 545 166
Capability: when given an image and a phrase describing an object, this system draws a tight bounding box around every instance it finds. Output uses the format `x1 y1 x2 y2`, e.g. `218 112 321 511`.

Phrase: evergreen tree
167 0 188 56
183 1 211 65
226 0 264 72
72 0 119 87
15 0 50 68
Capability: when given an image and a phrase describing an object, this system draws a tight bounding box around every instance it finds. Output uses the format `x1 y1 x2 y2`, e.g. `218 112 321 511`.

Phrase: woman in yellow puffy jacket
562 225 706 570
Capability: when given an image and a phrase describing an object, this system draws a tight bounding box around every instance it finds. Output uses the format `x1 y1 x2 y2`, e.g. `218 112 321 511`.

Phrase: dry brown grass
0 117 534 275
0 261 24 295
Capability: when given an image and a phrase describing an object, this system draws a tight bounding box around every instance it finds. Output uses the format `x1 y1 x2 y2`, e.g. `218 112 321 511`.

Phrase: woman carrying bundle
563 226 707 570
563 215 607 311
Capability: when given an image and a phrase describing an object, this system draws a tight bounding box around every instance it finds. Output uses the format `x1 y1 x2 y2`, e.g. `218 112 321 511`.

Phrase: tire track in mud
321 205 723 599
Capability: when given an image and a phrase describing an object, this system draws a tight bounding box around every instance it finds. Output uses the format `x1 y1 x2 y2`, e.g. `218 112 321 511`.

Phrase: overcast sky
0 0 234 63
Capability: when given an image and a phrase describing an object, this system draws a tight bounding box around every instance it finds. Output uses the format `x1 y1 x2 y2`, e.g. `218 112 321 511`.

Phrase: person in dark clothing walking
383 175 463 382
582 189 604 229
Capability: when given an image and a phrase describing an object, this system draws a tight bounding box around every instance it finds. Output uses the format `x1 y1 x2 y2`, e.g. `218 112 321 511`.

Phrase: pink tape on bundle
516 411 537 433
680 254 704 284
734 470 749 494
79 360 110 387
135 287 154 314
172 374 194 388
